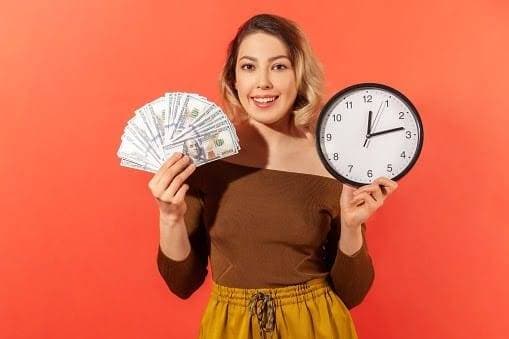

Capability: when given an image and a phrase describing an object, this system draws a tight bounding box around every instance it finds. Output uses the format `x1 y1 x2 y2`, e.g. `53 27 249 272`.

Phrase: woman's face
234 32 298 126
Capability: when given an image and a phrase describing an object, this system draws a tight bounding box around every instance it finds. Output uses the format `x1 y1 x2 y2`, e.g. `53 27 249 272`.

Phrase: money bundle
117 92 241 173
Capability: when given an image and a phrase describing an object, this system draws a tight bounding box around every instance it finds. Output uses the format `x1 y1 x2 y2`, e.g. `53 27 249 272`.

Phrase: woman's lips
251 96 279 108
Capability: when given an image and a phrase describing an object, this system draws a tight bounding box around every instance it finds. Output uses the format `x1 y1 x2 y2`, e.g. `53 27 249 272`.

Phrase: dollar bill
119 158 158 173
169 94 217 141
145 96 168 146
118 91 241 173
117 137 161 170
163 126 240 166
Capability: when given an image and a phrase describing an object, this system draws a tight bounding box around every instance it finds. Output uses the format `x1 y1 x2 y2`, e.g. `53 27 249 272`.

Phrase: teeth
253 97 277 103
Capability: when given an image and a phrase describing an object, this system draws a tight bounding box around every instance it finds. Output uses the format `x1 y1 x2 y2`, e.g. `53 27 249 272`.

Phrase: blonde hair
218 14 325 132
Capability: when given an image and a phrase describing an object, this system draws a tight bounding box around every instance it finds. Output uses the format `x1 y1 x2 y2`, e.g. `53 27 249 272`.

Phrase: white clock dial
316 83 423 187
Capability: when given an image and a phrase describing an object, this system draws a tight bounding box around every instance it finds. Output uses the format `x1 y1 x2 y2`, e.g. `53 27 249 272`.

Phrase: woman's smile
251 95 280 108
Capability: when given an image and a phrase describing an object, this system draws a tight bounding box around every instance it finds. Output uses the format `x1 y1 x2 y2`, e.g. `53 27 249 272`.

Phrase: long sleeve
324 217 375 309
156 181 210 300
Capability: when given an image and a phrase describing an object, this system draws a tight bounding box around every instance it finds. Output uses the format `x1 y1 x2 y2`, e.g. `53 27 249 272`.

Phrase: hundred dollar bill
124 123 162 165
119 158 158 173
184 104 225 129
169 118 235 148
117 138 161 169
122 125 161 165
120 132 160 166
191 107 239 144
163 126 240 166
126 116 164 163
135 105 164 159
163 92 179 140
170 110 230 144
169 94 218 142
145 96 168 147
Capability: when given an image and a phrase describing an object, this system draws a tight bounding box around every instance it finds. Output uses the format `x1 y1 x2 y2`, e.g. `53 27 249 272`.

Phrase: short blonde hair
218 14 325 132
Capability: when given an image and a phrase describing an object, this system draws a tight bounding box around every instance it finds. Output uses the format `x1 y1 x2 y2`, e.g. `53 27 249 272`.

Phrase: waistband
211 277 331 336
211 277 331 307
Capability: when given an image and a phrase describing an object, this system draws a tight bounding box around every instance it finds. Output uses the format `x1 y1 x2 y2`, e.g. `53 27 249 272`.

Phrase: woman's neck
245 115 311 149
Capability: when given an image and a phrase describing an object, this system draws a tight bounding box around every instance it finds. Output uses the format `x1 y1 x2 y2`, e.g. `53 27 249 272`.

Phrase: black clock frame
315 82 424 187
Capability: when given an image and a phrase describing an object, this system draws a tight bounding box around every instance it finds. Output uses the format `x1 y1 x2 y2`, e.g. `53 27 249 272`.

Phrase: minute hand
368 126 405 138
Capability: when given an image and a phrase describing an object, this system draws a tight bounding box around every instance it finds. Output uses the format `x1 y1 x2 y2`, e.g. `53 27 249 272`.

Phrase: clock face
316 83 423 187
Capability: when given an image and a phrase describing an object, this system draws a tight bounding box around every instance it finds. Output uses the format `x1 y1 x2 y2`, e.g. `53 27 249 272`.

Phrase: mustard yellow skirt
199 277 358 339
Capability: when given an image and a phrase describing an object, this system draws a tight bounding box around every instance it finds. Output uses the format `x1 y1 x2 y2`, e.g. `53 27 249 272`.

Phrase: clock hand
366 100 385 148
363 110 373 148
367 110 372 135
368 126 405 137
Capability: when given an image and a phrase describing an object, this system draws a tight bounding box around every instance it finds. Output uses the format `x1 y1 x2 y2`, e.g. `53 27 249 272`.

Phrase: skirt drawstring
248 291 276 337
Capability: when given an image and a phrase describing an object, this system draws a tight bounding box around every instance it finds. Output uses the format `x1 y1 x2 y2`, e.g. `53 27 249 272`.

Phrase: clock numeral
333 153 339 160
332 114 342 122
345 101 352 109
387 164 393 172
385 100 389 107
399 112 405 119
348 165 353 173
367 169 373 178
363 95 372 103
400 151 406 158
326 133 332 141
405 131 412 139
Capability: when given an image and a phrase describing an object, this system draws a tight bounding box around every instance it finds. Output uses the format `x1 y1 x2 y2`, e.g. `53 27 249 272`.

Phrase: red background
1 1 508 338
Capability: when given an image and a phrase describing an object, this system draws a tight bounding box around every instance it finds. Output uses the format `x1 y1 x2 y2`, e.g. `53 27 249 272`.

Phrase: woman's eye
273 64 288 70
240 64 254 70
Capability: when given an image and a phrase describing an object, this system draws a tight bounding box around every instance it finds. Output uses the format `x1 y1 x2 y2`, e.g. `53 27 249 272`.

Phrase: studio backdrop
1 1 508 338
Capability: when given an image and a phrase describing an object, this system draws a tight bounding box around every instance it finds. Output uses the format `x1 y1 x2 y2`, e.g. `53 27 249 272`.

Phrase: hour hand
363 111 373 148
367 110 372 135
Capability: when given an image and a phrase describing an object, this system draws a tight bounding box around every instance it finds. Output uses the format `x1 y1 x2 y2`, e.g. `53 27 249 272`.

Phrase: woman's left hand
340 177 399 230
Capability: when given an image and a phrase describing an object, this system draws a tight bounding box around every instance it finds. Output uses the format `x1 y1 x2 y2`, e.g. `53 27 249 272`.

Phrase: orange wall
1 1 508 338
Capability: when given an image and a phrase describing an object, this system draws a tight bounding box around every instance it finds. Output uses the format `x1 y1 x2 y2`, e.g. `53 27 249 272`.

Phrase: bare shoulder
300 142 336 180
227 122 336 180
276 132 336 179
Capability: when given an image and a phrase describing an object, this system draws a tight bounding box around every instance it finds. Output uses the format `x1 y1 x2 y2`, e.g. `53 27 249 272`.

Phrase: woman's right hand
148 152 197 224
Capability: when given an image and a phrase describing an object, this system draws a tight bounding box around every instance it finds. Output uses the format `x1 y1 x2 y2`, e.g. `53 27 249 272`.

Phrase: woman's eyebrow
238 55 289 62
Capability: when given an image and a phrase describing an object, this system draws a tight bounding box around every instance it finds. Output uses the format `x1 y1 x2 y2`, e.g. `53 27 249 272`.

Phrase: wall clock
316 83 424 187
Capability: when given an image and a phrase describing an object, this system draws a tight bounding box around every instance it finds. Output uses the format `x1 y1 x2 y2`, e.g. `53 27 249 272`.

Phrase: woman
150 13 398 339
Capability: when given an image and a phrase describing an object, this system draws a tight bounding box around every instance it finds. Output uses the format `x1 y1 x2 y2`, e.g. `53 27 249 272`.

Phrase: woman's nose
256 71 273 89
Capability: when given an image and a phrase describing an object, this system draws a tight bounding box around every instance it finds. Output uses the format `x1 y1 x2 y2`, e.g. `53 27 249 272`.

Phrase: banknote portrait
182 138 206 163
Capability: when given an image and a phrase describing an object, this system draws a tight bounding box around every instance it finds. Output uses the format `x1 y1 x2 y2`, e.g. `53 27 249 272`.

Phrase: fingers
161 183 189 204
350 192 377 208
373 177 398 195
158 156 196 199
352 183 384 205
349 177 398 210
352 177 398 202
150 152 183 186
148 153 196 200
353 184 384 203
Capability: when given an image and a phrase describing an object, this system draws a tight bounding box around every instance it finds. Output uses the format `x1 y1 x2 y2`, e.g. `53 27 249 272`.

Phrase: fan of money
117 92 241 173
